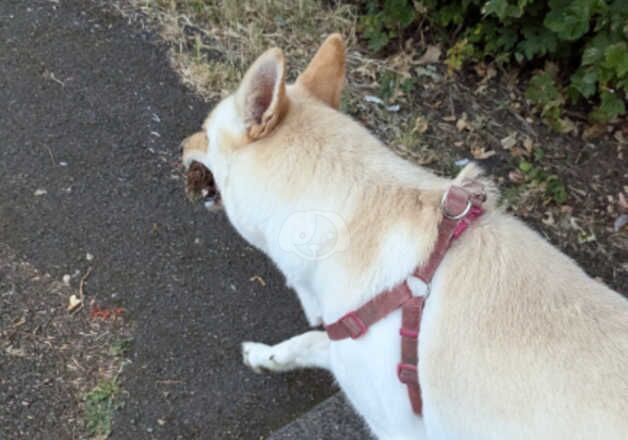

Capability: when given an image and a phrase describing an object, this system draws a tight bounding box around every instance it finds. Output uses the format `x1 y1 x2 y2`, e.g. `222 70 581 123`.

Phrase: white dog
182 34 628 439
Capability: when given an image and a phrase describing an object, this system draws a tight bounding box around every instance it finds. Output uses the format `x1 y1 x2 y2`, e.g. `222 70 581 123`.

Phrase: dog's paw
242 341 274 373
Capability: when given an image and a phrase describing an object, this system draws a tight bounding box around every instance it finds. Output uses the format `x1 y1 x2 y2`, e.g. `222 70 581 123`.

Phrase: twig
79 266 93 303
43 144 56 166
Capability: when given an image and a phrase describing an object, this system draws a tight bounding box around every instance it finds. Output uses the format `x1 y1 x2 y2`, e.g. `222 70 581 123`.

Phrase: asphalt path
0 1 334 438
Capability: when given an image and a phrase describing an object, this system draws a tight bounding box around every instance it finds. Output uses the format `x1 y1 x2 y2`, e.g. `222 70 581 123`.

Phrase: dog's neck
264 182 444 326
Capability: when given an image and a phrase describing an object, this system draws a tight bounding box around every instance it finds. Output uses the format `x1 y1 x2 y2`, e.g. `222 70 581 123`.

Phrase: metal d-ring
441 190 472 220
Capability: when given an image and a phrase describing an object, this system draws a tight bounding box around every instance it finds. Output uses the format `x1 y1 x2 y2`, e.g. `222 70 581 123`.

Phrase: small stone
34 188 47 196
59 161 68 167
62 274 71 285
157 419 166 426
86 253 94 261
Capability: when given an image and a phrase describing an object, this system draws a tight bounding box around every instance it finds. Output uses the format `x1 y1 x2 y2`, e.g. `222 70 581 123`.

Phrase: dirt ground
0 244 129 438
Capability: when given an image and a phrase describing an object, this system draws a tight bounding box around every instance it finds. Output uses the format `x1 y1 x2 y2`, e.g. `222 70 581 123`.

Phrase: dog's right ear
297 33 346 109
236 48 288 140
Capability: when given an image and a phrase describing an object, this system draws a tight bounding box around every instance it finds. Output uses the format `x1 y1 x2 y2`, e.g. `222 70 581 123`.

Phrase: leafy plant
360 0 628 125
518 157 568 205
360 0 418 51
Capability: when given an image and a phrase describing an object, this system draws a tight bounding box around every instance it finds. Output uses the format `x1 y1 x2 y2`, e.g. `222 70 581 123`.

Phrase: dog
181 34 628 439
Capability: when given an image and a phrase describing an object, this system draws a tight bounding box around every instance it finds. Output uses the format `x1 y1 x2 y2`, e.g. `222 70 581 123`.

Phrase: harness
324 181 486 415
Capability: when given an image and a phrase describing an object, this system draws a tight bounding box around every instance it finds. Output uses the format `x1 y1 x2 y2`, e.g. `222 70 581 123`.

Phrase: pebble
33 189 47 196
62 274 71 285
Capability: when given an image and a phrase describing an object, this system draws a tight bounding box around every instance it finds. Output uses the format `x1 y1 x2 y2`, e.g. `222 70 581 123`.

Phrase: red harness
324 182 485 415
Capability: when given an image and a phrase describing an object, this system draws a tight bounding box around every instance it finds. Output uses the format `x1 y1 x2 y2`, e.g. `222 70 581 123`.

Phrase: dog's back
420 212 628 439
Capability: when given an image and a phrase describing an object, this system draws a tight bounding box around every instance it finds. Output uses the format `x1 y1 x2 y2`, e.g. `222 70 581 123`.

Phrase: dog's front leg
242 330 330 373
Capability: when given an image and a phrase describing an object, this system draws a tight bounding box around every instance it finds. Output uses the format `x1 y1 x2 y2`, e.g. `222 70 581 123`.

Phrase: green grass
84 378 120 437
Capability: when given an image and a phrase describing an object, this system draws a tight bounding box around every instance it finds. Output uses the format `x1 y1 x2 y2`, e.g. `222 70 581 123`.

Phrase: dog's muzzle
185 161 221 209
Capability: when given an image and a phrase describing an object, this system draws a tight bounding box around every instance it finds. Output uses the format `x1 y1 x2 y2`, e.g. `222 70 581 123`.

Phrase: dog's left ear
297 33 346 109
236 48 288 140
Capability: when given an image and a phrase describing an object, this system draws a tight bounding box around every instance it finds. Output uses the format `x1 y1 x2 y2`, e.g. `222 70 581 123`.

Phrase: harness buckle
340 311 368 339
397 363 418 384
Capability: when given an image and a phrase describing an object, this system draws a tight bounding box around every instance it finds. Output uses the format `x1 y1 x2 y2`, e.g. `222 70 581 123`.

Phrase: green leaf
526 72 562 104
483 0 510 19
582 32 611 65
604 42 628 77
544 0 592 41
382 0 416 29
591 90 626 121
519 160 533 173
570 67 598 98
518 25 558 60
546 175 568 204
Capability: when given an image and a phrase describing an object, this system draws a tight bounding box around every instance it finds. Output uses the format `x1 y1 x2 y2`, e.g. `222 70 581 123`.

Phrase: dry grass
120 0 358 100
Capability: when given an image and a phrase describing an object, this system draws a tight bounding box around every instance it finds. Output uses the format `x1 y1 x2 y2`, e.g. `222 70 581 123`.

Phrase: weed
518 158 568 205
84 378 120 437
110 338 133 357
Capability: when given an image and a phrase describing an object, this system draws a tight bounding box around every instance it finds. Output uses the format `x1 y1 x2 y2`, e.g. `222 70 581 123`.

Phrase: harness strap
323 180 485 416
325 283 412 340
399 296 425 414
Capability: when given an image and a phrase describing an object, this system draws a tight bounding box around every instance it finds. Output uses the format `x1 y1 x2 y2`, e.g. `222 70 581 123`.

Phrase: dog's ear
236 48 288 140
297 33 346 109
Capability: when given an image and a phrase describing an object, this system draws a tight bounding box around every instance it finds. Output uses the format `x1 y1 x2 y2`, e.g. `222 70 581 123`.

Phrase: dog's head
181 34 346 214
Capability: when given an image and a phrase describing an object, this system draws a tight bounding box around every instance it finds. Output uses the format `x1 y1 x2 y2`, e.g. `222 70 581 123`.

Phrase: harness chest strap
324 181 485 416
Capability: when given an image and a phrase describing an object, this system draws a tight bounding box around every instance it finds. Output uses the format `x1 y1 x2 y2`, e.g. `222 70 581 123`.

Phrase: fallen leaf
582 123 606 140
90 303 125 320
470 146 496 160
414 116 429 134
456 114 472 132
67 294 82 312
249 275 266 287
416 45 441 65
5 346 26 357
500 133 517 150
415 66 442 81
508 170 525 184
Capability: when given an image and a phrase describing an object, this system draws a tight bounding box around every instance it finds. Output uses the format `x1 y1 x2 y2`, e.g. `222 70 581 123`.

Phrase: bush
359 0 627 127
